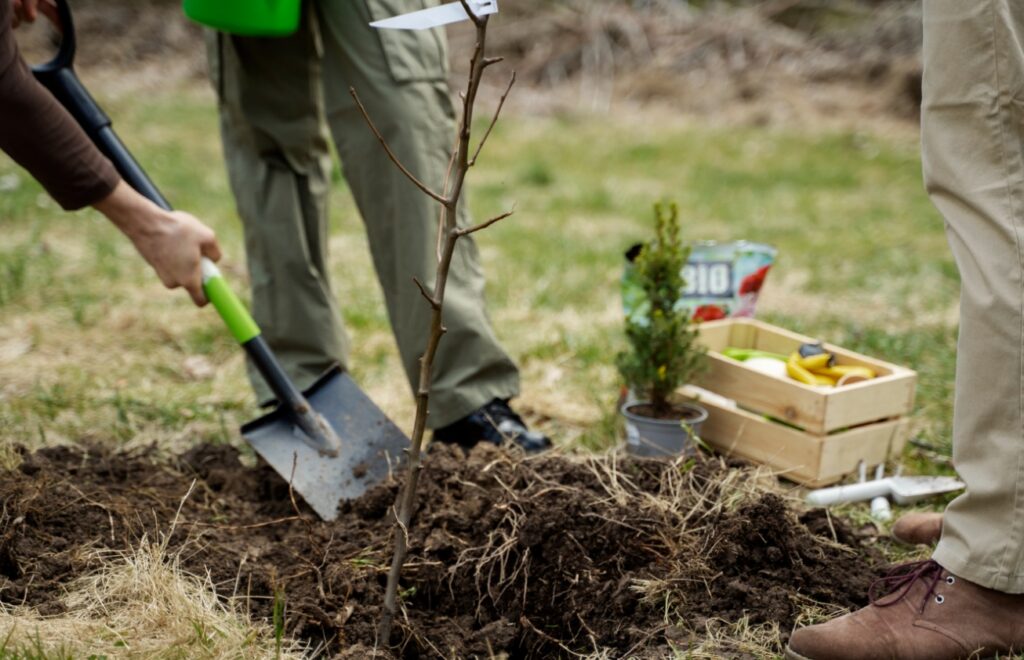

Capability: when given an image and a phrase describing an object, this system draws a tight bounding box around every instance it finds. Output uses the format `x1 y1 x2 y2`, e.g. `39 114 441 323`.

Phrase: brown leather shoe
785 560 1024 660
891 512 943 546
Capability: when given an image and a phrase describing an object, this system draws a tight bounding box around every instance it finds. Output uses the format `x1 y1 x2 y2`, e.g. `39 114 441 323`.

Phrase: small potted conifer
617 202 709 458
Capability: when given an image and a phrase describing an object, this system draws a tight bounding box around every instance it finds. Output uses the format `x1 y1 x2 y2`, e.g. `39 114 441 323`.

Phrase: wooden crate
694 318 916 435
687 318 917 486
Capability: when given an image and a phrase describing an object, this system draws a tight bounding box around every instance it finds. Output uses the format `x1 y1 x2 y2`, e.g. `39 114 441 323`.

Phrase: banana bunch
786 343 876 387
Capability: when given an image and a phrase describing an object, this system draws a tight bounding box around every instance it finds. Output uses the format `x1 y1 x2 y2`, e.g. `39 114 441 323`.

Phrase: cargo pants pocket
363 0 449 82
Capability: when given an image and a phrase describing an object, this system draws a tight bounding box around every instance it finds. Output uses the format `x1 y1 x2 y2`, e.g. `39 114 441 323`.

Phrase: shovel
32 0 409 520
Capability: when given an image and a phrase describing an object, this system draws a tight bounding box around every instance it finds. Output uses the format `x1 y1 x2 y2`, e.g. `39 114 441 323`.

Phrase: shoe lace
869 559 945 614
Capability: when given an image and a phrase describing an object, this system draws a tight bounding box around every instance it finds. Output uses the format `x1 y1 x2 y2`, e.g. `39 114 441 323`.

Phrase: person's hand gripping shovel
30 0 409 521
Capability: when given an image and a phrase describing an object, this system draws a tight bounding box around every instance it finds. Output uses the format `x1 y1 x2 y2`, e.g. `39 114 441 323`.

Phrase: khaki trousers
206 0 519 428
925 0 1024 593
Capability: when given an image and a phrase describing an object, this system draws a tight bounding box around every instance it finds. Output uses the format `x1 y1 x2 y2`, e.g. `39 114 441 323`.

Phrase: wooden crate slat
691 394 823 484
693 319 734 352
688 388 909 487
816 418 908 485
822 374 917 434
698 356 828 432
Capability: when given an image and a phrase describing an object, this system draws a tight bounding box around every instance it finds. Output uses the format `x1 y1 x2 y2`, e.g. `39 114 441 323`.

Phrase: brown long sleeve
0 1 118 210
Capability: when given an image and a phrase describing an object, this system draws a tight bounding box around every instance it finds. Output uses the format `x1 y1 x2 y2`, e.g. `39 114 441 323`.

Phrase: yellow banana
787 353 835 386
812 373 837 386
786 353 816 385
810 365 876 380
797 353 833 371
787 347 876 387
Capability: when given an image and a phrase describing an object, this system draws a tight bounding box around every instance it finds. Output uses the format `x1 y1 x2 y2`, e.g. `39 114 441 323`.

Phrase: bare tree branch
438 140 459 262
349 86 449 206
456 208 515 237
470 71 516 167
458 0 484 27
412 277 439 309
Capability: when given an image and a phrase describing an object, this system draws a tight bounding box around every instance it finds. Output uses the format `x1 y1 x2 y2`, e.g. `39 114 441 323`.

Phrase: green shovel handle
201 258 260 344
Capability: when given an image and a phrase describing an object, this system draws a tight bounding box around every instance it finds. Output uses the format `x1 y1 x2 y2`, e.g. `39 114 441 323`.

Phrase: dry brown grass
0 536 309 658
676 616 785 659
0 445 21 472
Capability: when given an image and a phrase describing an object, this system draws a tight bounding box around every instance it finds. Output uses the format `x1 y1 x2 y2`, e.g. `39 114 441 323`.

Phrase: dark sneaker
433 399 552 454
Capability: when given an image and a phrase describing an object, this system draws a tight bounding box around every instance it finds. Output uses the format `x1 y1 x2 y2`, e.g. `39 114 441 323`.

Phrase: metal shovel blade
241 366 409 520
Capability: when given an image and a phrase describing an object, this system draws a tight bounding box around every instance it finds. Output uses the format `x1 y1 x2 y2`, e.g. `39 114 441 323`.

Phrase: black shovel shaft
30 29 320 437
95 125 172 211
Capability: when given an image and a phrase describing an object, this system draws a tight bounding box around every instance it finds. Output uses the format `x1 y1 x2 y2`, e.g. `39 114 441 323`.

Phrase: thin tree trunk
350 4 516 646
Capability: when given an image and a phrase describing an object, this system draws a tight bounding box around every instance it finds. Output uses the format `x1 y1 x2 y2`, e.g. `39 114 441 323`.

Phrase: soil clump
0 443 885 657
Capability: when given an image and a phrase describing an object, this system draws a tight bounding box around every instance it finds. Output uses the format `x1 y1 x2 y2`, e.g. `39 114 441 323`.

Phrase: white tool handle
870 496 893 522
806 479 893 506
200 256 222 283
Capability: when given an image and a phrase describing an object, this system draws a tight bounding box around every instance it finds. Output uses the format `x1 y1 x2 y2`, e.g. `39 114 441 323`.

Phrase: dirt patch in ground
0 443 885 657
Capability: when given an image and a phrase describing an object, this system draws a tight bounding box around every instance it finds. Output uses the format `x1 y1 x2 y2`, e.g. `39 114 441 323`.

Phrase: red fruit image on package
693 304 728 322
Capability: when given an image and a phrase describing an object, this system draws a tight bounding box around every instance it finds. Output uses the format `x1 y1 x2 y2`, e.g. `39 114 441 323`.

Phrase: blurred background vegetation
3 0 952 464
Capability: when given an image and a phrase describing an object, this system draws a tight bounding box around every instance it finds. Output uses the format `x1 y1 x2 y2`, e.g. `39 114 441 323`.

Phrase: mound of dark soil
0 443 885 657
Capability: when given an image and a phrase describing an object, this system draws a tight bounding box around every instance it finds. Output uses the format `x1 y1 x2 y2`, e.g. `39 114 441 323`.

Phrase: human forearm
1 0 222 306
0 0 119 209
94 181 222 306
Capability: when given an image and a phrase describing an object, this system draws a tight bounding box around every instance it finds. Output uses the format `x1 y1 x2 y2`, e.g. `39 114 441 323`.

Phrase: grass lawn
0 82 962 658
0 86 956 460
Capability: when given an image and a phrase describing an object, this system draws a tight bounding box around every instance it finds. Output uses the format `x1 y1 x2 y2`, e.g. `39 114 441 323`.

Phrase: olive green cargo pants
925 0 1024 593
206 0 519 428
